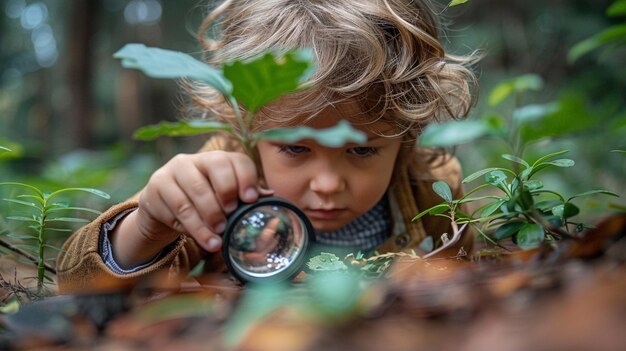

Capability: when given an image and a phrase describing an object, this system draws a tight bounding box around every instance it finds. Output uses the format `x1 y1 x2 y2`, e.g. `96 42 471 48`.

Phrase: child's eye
347 147 380 157
278 145 310 156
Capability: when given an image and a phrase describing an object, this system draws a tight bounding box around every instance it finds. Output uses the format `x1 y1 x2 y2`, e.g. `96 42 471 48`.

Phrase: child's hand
136 151 267 252
111 151 273 268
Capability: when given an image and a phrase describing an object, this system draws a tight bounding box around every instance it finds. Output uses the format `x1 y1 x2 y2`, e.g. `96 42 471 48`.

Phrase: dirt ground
1 214 625 351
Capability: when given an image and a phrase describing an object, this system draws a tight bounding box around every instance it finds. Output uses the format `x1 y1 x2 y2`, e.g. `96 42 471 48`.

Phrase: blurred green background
0 0 624 216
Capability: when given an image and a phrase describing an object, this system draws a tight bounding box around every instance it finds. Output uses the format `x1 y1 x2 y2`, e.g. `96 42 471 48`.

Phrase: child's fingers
228 152 261 203
173 162 229 228
158 184 222 252
194 152 240 213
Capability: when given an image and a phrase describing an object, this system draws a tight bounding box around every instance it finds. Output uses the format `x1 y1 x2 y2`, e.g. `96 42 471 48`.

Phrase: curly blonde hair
188 0 477 160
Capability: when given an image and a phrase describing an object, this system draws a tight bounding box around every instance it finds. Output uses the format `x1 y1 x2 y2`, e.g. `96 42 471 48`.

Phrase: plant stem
36 197 47 293
0 239 56 274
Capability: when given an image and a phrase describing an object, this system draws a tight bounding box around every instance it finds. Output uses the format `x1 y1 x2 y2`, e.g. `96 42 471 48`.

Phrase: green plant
113 44 366 168
568 0 626 63
0 182 110 293
415 75 620 251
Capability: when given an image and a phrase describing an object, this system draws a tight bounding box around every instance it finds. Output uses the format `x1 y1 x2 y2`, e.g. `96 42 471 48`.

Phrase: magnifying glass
221 197 314 284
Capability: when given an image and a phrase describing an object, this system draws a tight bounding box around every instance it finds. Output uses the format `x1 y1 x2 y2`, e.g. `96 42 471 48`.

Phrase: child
57 0 477 292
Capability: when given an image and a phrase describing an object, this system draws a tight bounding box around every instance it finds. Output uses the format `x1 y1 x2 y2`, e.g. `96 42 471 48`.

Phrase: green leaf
43 228 73 233
481 199 505 217
16 195 44 206
485 170 507 186
43 244 63 252
494 221 525 240
551 203 580 219
453 195 501 204
412 203 450 221
306 252 348 271
113 43 232 95
568 24 626 62
449 0 469 6
463 167 502 183
419 119 492 147
256 120 366 147
567 189 619 202
519 95 595 144
45 217 90 223
47 187 111 200
2 198 41 209
46 206 102 216
7 233 36 240
535 199 564 212
6 216 38 223
608 0 626 17
0 140 23 160
0 182 44 198
501 154 529 168
545 159 575 167
523 180 543 190
611 149 626 154
223 49 314 113
516 223 545 250
531 150 569 168
512 102 559 126
432 181 453 203
488 74 543 106
133 120 233 141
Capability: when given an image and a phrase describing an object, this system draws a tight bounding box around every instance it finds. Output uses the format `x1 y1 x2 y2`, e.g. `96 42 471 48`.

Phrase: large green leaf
133 120 233 140
568 23 626 62
419 119 494 147
113 43 232 95
223 49 315 114
256 120 366 147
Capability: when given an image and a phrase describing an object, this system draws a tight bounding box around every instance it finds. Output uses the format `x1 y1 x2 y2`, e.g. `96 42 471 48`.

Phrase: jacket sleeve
56 133 239 294
55 201 209 294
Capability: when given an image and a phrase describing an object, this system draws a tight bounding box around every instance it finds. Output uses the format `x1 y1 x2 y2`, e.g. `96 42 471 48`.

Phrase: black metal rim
221 196 313 284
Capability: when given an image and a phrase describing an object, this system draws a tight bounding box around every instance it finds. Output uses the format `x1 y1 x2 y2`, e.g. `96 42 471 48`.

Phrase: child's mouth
306 208 346 220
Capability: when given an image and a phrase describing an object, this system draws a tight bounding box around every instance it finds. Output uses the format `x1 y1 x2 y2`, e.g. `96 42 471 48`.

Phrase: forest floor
1 214 625 351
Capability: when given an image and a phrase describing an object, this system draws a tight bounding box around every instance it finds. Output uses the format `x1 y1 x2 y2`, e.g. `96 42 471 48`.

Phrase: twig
0 238 56 275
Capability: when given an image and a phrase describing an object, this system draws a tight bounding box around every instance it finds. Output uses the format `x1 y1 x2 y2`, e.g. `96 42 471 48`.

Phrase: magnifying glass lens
228 205 307 278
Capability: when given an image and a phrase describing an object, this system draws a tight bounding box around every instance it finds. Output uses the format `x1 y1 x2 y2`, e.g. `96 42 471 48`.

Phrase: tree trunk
66 0 99 149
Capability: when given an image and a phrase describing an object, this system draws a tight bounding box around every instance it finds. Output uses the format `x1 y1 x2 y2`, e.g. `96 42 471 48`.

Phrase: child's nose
309 169 346 194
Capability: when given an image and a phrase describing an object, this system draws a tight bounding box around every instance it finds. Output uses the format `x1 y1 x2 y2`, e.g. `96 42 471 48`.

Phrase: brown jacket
56 134 471 293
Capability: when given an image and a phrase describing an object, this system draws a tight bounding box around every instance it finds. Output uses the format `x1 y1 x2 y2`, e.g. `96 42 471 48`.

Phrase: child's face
257 101 401 232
